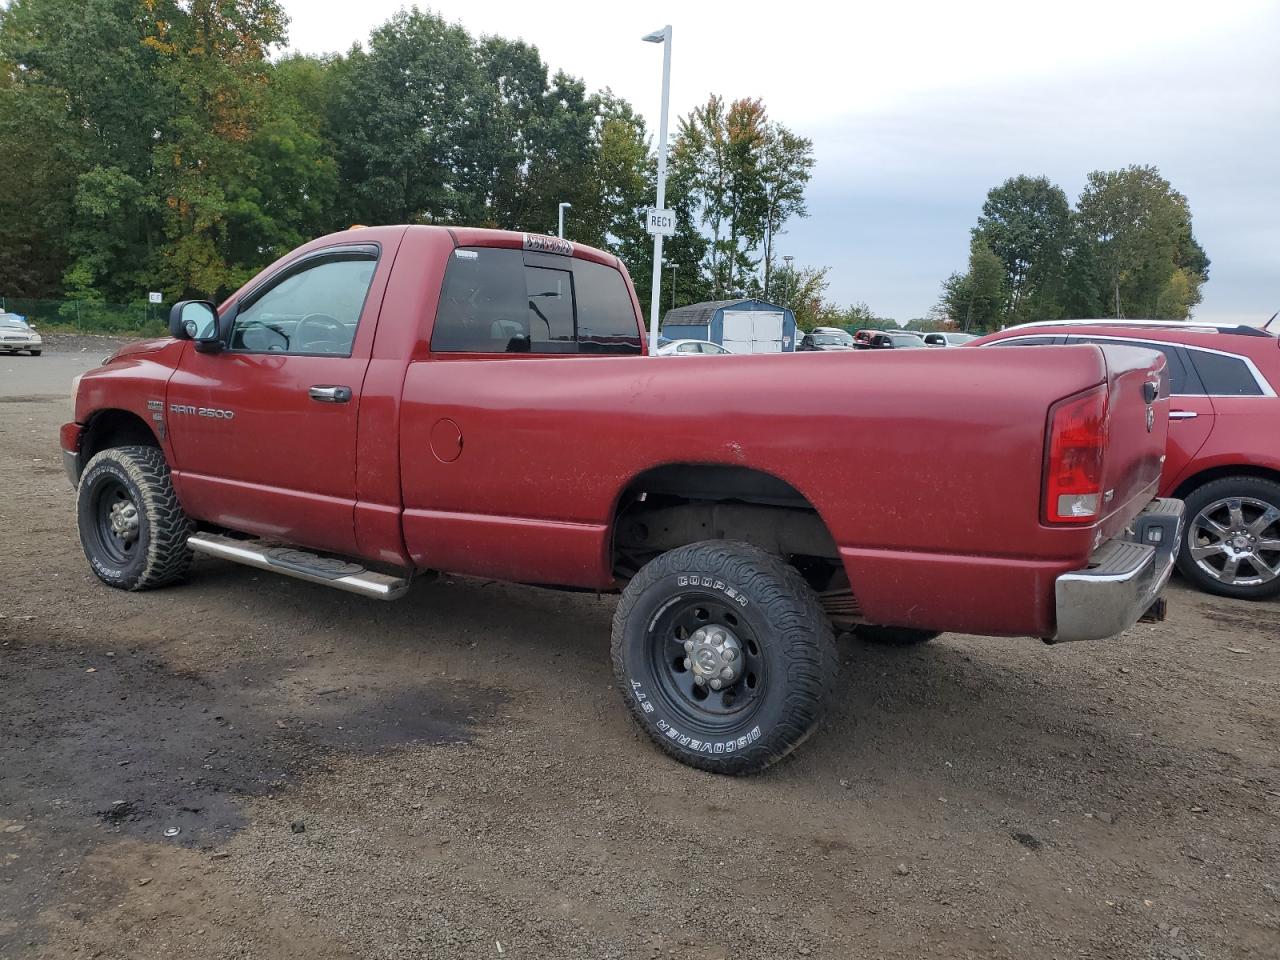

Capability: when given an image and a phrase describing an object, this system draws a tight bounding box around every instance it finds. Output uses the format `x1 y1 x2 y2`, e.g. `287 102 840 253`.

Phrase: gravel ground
2 340 1278 959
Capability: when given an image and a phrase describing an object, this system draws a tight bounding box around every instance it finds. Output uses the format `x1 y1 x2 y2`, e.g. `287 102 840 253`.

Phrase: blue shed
661 298 798 354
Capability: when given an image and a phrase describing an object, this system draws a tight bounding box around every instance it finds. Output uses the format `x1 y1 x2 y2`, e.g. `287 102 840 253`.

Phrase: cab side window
230 253 377 356
432 247 642 355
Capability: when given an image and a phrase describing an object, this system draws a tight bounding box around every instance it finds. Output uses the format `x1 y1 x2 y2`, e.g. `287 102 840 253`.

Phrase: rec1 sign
646 208 676 237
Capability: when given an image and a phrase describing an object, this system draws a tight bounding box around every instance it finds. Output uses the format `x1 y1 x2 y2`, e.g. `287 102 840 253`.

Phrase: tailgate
1097 345 1169 538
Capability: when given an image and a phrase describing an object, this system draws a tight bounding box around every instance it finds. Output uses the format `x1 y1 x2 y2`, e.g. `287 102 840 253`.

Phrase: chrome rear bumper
1051 498 1184 643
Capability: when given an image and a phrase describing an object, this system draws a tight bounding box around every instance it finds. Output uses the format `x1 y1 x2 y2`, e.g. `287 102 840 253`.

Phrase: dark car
972 318 1280 600
858 331 927 350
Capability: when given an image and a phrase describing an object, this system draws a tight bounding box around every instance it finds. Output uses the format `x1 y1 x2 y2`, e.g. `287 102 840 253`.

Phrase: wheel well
1173 464 1280 500
81 409 160 463
611 465 844 590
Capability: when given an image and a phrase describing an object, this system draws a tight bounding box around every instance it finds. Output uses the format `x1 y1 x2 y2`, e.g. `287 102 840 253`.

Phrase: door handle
309 385 352 403
1169 410 1198 420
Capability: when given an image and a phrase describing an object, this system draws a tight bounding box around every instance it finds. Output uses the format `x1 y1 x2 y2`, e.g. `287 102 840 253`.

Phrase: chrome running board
187 533 412 601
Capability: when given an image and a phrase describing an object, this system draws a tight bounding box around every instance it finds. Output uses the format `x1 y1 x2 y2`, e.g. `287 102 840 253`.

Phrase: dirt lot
2 340 1278 960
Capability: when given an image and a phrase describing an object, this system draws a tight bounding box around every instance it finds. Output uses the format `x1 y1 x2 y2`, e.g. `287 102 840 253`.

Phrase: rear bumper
1051 498 1184 643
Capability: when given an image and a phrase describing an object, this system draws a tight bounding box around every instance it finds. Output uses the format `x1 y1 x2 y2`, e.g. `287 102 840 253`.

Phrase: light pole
664 260 677 311
557 202 572 239
642 24 672 356
783 255 795 309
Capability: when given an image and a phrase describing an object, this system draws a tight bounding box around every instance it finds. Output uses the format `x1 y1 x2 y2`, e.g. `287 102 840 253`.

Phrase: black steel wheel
612 540 837 775
76 445 194 590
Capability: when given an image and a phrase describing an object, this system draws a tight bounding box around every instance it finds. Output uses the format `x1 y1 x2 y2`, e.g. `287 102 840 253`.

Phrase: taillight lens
1044 385 1108 524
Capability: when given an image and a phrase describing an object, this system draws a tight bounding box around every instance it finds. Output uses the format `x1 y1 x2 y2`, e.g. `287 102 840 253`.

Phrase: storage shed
660 298 797 354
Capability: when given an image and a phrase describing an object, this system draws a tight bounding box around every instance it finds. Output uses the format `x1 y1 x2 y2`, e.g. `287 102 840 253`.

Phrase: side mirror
169 300 220 347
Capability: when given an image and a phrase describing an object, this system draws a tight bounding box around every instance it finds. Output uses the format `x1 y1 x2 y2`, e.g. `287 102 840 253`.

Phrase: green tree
758 123 814 301
940 237 1007 332
974 175 1071 322
145 0 291 297
327 10 486 226
1075 164 1208 319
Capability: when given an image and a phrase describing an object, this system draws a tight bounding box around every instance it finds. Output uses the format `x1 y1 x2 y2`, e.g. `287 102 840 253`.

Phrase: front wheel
29 350 41 356
77 445 194 590
611 540 837 775
1177 476 1280 600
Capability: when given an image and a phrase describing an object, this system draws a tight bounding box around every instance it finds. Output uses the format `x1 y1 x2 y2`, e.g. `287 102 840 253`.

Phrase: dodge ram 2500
62 225 1183 774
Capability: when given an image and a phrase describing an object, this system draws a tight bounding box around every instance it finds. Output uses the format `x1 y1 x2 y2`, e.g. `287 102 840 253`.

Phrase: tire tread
611 540 837 775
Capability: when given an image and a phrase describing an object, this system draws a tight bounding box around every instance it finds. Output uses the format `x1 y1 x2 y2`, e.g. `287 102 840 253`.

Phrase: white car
0 313 42 355
922 332 977 347
656 339 734 356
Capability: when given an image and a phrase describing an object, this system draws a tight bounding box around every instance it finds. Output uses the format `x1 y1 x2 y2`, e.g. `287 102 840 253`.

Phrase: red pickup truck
62 226 1182 774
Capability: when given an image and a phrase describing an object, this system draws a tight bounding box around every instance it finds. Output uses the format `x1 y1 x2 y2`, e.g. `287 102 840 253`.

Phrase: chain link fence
0 297 169 336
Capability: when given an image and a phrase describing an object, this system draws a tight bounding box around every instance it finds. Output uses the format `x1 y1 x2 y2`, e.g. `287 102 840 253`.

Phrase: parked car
62 227 1180 774
656 338 733 356
858 331 927 349
972 318 1280 600
812 326 855 346
797 332 855 351
0 313 42 355
923 332 977 347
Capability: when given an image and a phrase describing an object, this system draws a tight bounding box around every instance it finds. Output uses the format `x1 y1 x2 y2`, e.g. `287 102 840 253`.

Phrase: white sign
148 291 162 304
646 208 677 237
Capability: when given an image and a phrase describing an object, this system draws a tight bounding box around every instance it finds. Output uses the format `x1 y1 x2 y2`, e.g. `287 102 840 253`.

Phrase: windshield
813 334 844 345
890 334 924 347
0 315 29 328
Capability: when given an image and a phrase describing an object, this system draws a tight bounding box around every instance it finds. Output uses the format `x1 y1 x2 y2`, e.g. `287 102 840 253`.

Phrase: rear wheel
77 445 194 590
611 540 837 775
1177 476 1280 600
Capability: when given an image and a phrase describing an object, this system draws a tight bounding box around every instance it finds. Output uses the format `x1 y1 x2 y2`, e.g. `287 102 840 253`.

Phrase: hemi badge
147 399 163 411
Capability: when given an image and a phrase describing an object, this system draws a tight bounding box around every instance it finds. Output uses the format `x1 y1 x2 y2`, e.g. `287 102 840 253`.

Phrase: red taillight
1044 385 1108 524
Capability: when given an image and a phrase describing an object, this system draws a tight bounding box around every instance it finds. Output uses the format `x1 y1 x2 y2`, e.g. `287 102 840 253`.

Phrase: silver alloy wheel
1188 496 1280 586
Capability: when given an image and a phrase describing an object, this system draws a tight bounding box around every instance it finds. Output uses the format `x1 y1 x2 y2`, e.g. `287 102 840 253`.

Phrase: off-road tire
856 626 940 646
77 445 193 590
611 540 837 775
1177 476 1280 601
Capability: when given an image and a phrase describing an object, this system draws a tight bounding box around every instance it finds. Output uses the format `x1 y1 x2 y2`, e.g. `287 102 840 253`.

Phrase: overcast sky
283 0 1278 324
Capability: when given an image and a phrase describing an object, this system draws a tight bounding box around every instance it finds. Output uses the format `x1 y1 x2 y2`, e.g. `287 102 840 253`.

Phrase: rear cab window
432 247 642 355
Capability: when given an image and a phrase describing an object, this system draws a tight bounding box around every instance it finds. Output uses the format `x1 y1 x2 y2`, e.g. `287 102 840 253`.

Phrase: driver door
166 243 388 556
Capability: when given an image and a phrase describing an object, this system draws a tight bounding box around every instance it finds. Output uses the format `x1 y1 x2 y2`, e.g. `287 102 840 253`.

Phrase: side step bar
187 533 412 601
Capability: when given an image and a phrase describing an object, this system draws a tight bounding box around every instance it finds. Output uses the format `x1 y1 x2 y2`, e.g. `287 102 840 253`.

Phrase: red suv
972 320 1280 600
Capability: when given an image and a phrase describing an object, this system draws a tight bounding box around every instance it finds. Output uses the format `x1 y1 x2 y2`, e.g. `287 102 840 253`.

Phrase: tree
974 175 1071 323
327 10 485 228
1075 164 1208 319
758 123 814 301
145 0 291 297
671 97 812 302
939 238 1007 332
